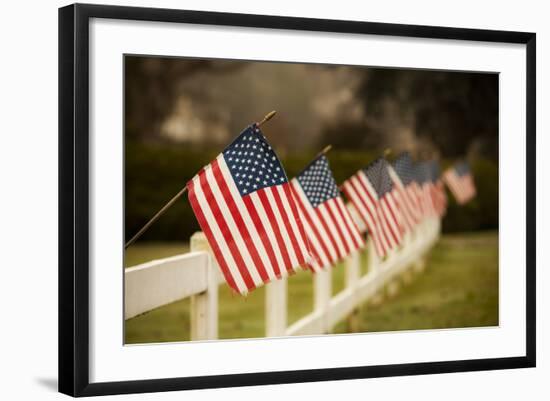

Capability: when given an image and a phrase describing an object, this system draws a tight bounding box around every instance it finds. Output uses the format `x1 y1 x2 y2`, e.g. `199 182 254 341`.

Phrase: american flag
443 162 476 205
342 158 403 258
427 161 447 217
416 161 439 217
389 153 422 231
290 155 364 272
187 124 312 295
414 162 438 218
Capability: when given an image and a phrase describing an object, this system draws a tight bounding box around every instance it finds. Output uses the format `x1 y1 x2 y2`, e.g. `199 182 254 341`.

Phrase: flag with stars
290 155 364 272
342 158 404 258
187 124 312 295
443 161 476 205
393 153 423 223
388 153 422 232
427 161 447 217
414 162 438 218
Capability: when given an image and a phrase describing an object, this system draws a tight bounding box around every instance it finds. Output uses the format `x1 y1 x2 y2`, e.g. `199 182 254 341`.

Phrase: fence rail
125 217 440 341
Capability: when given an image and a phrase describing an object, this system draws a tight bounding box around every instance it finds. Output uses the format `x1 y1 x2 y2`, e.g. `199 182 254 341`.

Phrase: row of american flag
187 123 476 295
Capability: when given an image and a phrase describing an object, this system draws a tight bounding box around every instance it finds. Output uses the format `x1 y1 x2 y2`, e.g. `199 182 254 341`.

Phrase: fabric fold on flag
427 161 447 217
415 161 447 218
443 161 476 205
187 124 313 295
389 153 422 232
414 162 437 218
290 155 364 272
341 158 404 258
392 153 423 224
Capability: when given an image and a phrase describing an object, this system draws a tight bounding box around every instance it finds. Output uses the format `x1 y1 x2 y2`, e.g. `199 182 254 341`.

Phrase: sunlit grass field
124 231 498 344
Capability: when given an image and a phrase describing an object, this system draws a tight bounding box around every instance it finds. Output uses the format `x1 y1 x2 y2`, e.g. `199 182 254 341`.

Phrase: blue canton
414 162 431 184
363 158 393 198
222 124 288 197
429 160 441 182
393 152 415 186
455 161 470 177
297 155 339 208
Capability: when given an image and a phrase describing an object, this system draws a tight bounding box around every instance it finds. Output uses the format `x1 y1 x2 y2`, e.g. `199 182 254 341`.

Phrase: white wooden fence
125 217 440 341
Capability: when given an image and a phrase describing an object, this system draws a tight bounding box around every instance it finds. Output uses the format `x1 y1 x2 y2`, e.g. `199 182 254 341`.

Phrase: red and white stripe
432 180 447 217
291 179 364 272
422 181 438 217
187 155 311 295
443 169 475 205
341 170 402 258
387 165 420 231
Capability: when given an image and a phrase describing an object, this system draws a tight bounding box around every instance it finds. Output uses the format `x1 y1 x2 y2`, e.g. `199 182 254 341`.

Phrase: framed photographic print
58 3 536 397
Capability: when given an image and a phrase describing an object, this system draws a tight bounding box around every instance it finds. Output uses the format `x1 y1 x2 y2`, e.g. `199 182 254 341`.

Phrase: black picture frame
59 3 536 397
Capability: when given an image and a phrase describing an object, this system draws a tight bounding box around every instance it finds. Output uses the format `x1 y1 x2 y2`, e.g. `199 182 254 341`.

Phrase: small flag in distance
443 161 476 205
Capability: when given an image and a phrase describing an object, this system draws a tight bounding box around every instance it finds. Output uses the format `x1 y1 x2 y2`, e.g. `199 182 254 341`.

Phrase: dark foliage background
124 56 498 242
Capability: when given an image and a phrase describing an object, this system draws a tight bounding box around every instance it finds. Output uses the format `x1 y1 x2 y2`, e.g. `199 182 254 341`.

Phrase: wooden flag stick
257 110 277 127
124 186 188 249
317 144 332 158
125 111 278 249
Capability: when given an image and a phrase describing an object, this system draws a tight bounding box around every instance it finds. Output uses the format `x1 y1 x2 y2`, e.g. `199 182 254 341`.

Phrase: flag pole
257 110 277 126
318 144 332 157
124 111 278 249
296 145 333 177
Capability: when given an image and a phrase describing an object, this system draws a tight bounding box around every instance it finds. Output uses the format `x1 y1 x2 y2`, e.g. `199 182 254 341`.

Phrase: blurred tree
357 69 498 160
319 68 498 160
125 57 245 141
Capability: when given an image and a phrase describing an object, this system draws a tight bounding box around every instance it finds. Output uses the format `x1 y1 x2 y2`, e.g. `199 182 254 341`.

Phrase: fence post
345 251 361 332
368 239 380 276
367 239 385 305
265 277 287 337
190 232 218 341
314 268 332 333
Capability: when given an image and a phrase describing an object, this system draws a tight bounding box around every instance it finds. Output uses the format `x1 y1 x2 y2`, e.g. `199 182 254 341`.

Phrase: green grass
124 242 189 267
124 231 498 344
334 231 499 333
